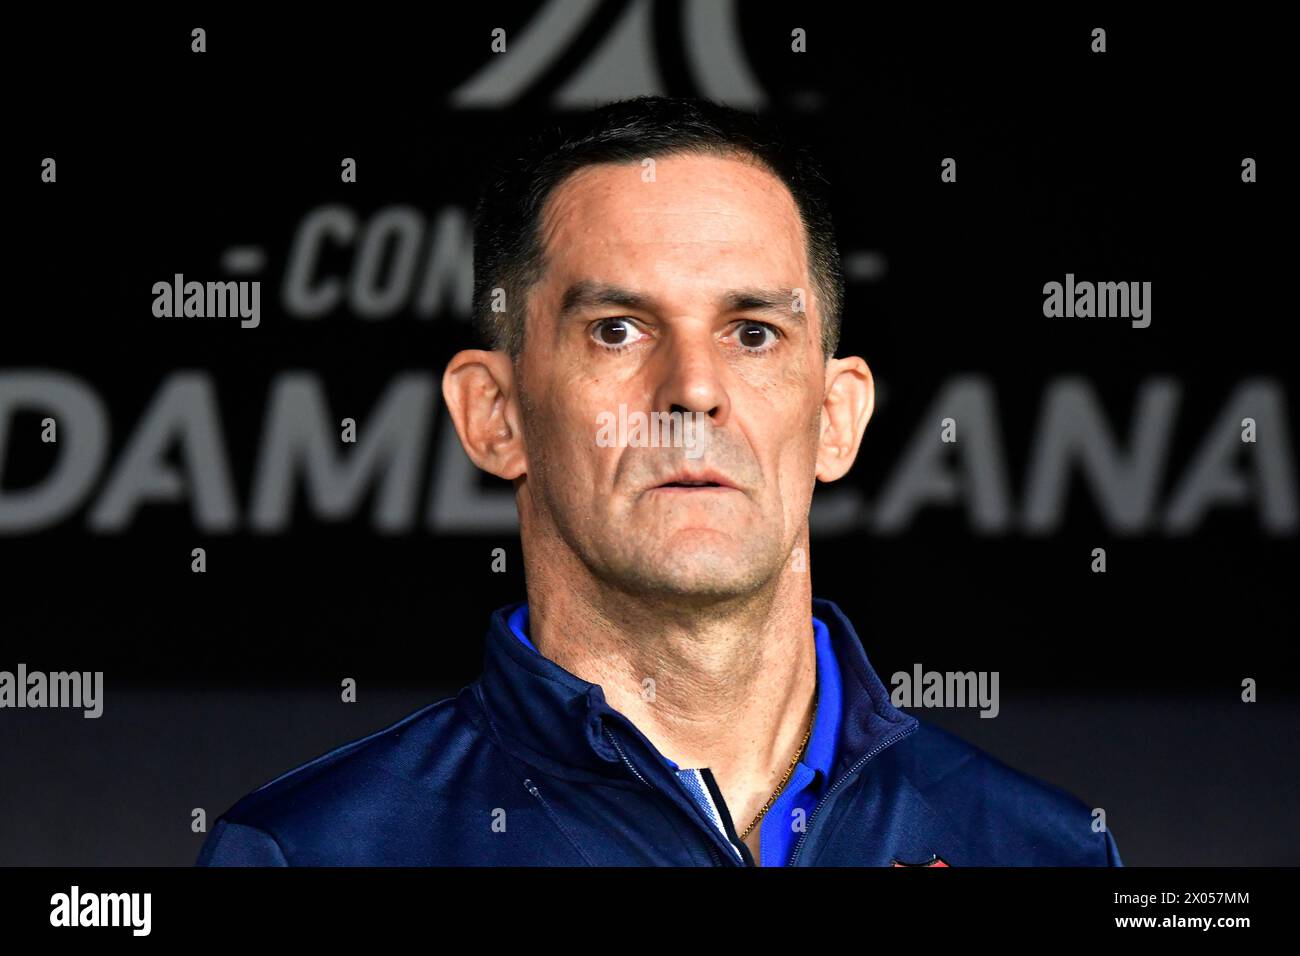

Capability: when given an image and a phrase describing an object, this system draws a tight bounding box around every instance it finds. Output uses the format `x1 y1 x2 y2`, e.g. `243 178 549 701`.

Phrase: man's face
514 152 829 600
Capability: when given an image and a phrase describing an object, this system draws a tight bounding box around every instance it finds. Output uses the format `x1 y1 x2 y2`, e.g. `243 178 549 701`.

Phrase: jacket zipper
603 727 729 867
788 721 918 866
522 778 597 865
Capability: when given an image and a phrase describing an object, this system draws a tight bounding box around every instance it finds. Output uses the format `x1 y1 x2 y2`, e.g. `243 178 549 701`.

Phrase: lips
651 470 738 491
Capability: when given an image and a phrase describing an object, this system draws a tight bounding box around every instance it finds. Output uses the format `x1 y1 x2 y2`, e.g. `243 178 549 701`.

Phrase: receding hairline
524 147 825 344
536 144 801 238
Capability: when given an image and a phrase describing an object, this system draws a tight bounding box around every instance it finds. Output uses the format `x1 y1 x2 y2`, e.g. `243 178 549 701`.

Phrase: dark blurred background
2 6 1295 865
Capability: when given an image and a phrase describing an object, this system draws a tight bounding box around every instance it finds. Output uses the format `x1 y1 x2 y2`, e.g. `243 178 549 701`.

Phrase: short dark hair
470 95 844 362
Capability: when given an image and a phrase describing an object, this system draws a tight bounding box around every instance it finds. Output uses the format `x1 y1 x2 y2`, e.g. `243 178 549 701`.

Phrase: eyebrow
559 281 807 324
559 282 652 316
721 288 807 323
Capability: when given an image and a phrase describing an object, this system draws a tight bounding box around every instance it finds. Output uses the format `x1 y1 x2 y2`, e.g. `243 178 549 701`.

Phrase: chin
624 549 770 599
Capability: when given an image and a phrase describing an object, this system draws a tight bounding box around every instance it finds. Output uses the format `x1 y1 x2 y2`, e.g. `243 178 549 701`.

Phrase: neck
521 537 818 852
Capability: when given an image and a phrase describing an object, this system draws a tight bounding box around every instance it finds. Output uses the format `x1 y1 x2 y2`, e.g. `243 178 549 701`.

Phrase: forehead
536 152 809 292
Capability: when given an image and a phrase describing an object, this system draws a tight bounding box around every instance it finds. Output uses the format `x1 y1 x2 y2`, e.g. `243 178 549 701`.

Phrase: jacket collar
473 597 917 784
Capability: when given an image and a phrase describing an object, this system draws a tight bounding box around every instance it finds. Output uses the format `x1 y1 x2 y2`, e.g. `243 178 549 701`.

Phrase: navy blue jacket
196 598 1122 866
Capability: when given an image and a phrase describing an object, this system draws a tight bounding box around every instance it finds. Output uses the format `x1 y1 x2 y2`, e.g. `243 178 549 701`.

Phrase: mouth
650 472 739 492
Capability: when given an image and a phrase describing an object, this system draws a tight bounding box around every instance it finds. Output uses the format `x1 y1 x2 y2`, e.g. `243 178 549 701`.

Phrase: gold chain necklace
737 695 817 842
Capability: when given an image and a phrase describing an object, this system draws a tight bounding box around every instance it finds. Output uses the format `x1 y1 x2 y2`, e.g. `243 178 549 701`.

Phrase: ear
815 355 874 482
441 349 527 481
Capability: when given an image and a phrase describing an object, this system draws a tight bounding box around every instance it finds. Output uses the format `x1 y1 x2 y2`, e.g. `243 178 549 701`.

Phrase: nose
650 328 731 427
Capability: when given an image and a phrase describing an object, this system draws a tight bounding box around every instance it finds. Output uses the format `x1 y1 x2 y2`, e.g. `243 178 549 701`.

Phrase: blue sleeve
196 819 291 866
1103 828 1123 867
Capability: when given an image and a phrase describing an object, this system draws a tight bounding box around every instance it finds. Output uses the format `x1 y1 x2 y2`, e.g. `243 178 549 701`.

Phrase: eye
590 317 647 351
730 321 781 352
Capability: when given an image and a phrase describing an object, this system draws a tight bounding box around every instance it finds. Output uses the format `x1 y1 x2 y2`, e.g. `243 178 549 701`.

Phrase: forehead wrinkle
545 156 800 234
535 157 815 314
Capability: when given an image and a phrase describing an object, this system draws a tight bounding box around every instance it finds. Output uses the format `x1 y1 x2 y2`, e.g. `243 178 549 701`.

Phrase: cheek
777 447 816 496
540 397 614 492
770 403 823 492
532 375 589 441
738 348 817 411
